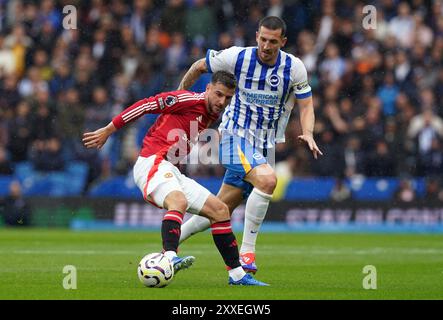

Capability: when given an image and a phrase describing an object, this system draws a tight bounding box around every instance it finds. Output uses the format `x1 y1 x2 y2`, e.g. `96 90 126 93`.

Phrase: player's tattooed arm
297 96 323 159
178 58 208 90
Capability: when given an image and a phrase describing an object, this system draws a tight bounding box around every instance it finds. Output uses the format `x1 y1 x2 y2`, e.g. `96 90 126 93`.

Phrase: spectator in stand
0 34 15 77
84 86 114 132
407 105 443 168
394 178 417 203
319 42 346 84
49 63 75 97
29 137 65 172
343 135 365 178
418 137 443 176
185 0 217 46
330 177 352 202
364 140 396 177
423 178 442 201
0 180 31 226
377 72 399 117
0 146 13 175
56 88 85 160
7 100 32 162
388 2 415 49
160 0 186 35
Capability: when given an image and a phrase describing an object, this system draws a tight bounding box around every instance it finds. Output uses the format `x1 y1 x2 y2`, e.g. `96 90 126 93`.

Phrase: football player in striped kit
83 71 268 286
178 16 322 274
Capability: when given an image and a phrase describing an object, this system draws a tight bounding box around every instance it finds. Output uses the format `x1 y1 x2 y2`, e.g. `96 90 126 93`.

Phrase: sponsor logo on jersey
211 50 223 58
296 81 309 91
241 91 279 105
267 74 281 87
165 95 178 107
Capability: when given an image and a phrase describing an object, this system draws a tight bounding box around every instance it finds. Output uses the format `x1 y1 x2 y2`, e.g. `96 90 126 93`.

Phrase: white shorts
133 155 211 215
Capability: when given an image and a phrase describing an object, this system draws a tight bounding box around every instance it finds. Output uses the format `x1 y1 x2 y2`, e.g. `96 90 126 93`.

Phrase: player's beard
208 102 221 114
259 49 275 63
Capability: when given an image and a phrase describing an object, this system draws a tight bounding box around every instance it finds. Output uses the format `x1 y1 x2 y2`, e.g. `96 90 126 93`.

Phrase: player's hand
83 127 112 149
297 135 323 159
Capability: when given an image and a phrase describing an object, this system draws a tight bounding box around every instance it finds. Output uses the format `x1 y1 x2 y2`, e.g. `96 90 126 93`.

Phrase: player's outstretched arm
178 58 208 90
297 96 323 159
82 121 117 149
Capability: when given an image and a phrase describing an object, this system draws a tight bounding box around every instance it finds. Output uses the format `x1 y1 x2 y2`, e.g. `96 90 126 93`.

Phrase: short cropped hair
211 71 237 89
258 16 287 37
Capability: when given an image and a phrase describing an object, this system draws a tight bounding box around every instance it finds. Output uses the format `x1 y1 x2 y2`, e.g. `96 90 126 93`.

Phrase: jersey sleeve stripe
122 102 157 121
123 108 150 123
206 49 213 73
178 97 204 103
295 91 312 99
177 93 195 98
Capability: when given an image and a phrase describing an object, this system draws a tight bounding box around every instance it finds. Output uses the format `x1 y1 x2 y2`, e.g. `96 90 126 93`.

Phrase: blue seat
349 177 399 201
65 161 88 195
0 175 13 196
413 178 426 197
14 161 34 182
88 176 140 198
14 160 88 196
284 178 336 201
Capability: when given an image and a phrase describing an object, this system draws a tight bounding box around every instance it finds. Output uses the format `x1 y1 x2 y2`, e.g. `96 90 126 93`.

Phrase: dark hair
211 71 237 89
258 16 287 37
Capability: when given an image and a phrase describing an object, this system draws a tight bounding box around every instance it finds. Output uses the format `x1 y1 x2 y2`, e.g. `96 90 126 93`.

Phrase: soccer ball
137 253 174 288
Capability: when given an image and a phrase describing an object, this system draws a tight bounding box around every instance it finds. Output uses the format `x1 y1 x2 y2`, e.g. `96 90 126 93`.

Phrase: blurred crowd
0 0 442 198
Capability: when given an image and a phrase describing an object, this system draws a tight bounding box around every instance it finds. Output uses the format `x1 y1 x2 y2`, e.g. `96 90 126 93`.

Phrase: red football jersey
112 90 220 161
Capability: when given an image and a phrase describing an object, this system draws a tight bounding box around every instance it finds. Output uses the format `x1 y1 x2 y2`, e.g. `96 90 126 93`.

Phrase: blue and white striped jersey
206 46 312 149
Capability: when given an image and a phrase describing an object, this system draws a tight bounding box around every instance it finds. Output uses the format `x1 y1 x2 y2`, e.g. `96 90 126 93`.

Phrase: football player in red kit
83 71 268 286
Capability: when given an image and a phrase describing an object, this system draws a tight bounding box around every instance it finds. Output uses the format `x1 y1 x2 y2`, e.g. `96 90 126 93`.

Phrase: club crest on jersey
165 95 178 107
267 74 281 87
253 152 264 160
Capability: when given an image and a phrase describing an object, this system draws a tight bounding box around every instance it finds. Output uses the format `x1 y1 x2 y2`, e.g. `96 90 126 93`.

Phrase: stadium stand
0 0 442 201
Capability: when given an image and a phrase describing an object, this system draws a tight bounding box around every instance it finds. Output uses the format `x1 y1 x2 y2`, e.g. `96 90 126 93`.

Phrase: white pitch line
0 250 143 255
0 247 442 256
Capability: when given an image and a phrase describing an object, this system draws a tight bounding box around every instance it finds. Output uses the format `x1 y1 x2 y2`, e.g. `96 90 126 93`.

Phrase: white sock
228 266 246 281
179 215 211 244
241 188 272 254
164 250 177 261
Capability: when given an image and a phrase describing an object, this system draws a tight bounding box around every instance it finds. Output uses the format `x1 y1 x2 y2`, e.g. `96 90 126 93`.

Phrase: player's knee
255 174 277 194
163 191 188 213
211 201 230 222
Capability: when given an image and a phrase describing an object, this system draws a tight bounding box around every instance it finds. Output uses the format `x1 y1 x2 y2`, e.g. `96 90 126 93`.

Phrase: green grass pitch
0 229 442 299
